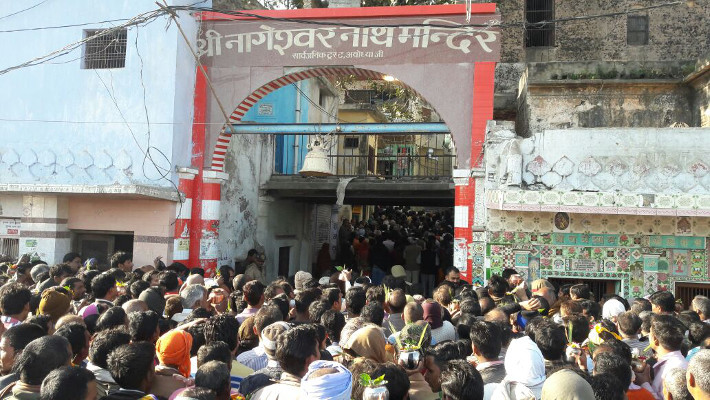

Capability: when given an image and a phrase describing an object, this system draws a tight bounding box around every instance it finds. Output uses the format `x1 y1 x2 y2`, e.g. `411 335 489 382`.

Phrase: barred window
627 16 649 45
83 29 127 69
525 0 554 47
343 137 359 148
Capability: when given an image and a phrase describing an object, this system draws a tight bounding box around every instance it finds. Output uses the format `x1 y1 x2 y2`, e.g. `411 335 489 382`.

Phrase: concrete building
471 1 710 301
481 124 710 302
0 1 204 266
487 0 709 129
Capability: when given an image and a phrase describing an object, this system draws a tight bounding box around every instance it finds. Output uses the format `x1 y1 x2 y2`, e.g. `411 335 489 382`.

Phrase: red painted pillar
453 170 475 282
198 170 228 277
173 168 198 264
454 61 496 283
188 67 208 270
187 66 231 277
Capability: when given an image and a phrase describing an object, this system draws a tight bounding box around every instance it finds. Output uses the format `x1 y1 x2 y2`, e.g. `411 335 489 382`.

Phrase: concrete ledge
0 184 180 201
262 176 454 206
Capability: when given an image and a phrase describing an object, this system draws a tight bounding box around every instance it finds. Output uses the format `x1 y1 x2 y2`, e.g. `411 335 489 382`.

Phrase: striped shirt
237 345 268 371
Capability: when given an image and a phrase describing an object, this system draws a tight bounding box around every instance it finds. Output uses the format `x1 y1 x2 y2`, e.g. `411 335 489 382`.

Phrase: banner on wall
0 219 20 237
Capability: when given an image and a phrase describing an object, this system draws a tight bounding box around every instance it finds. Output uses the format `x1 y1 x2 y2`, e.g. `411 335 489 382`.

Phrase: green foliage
360 373 387 387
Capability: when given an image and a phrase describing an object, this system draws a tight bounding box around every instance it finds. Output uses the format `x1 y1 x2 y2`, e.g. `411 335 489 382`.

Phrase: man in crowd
172 284 208 323
109 252 134 274
36 264 73 294
90 274 118 308
203 315 254 392
646 314 689 398
40 366 97 400
244 254 266 285
236 281 265 324
0 324 45 390
691 295 710 323
103 342 155 399
237 305 283 371
0 335 72 399
440 360 484 400
0 284 31 329
195 361 231 400
687 349 709 400
250 325 320 400
469 321 505 386
382 289 407 337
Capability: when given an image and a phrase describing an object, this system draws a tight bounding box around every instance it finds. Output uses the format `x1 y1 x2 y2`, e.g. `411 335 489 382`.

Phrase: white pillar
19 195 70 264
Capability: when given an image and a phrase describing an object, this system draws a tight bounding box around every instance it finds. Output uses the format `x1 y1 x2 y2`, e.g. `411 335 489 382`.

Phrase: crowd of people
328 207 454 298
0 248 708 400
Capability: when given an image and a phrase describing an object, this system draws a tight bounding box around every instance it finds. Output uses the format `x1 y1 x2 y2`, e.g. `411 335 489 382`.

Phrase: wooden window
627 16 649 45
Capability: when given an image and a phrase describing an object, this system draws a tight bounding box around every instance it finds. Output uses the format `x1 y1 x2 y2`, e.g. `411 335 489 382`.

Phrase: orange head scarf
155 330 193 378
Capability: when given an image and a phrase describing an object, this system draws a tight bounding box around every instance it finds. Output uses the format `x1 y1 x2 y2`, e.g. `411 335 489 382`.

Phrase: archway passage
181 4 500 280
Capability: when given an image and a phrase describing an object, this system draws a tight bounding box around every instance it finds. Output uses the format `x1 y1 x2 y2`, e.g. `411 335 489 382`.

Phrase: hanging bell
299 137 333 176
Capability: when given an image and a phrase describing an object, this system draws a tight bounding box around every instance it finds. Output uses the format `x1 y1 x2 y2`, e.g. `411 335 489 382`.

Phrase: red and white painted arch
211 66 424 172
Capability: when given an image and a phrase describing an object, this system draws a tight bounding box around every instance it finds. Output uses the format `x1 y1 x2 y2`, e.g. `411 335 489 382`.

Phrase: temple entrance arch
212 66 453 171
180 4 501 278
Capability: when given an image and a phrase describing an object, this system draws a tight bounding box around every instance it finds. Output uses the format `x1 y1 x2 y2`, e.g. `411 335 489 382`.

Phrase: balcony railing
273 132 456 179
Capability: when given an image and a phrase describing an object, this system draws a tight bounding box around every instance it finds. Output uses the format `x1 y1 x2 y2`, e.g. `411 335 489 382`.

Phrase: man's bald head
122 299 148 314
387 289 407 314
483 308 507 324
185 274 204 287
536 287 556 307
404 302 424 323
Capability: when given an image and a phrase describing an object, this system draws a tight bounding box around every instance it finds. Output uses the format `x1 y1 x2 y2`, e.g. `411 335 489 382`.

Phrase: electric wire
0 0 49 21
171 1 685 29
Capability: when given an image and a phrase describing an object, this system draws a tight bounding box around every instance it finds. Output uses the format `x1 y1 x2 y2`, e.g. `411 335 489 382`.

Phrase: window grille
627 16 649 45
0 238 19 260
675 283 710 311
83 29 127 69
525 0 554 47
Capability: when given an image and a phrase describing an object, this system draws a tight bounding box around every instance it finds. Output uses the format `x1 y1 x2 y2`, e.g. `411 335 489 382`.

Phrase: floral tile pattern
480 212 709 297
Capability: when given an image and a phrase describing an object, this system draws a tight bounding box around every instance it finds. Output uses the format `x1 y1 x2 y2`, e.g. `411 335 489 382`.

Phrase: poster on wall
454 238 468 272
0 219 20 237
569 259 600 272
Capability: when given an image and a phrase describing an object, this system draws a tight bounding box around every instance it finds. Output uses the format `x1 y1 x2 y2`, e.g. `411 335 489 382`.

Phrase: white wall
0 0 206 187
486 127 710 194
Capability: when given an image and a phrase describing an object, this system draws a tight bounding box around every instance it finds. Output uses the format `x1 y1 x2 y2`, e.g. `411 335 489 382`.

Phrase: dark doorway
278 246 290 277
547 278 619 302
73 231 134 267
675 282 710 310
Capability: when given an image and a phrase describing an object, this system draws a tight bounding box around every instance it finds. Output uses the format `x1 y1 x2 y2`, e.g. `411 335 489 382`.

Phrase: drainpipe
293 81 302 174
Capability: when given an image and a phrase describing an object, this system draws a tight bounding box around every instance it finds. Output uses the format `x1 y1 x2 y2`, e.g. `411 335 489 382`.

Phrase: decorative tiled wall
486 189 710 217
487 210 710 236
480 211 709 297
